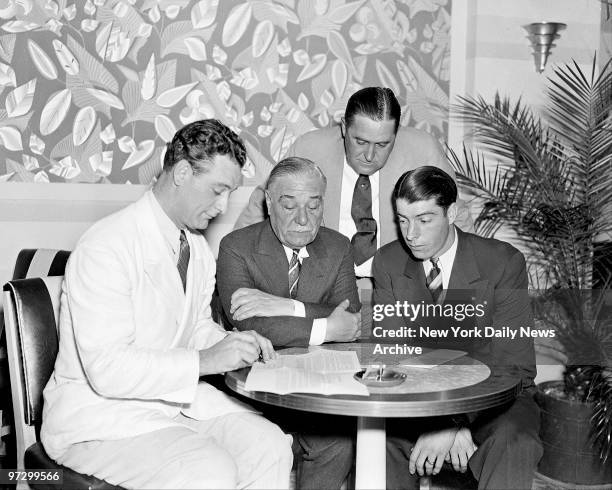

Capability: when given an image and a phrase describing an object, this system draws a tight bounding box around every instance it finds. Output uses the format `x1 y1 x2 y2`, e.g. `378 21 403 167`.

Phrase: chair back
3 276 62 469
12 249 71 280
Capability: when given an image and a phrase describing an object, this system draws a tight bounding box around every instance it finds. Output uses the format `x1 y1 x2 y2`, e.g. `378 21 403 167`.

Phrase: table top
224 343 522 418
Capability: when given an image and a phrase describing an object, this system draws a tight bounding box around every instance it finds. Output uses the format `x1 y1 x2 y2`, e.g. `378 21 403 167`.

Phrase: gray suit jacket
217 219 360 347
235 126 473 245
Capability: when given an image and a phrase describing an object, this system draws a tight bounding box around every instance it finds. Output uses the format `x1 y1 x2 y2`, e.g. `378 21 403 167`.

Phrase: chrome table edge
224 370 521 417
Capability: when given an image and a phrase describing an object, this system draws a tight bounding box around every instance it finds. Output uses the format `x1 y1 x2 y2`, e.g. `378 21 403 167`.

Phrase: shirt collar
148 190 182 254
423 225 458 279
282 244 309 264
342 156 380 185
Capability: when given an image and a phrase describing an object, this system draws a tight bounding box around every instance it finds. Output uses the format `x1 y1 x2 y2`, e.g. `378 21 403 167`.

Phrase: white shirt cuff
292 300 305 317
354 256 374 278
309 318 327 345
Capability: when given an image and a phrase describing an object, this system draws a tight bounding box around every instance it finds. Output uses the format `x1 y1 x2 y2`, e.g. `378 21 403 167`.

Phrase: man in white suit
41 120 293 489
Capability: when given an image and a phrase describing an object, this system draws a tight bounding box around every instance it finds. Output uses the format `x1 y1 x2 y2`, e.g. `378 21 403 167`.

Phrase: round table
225 343 521 489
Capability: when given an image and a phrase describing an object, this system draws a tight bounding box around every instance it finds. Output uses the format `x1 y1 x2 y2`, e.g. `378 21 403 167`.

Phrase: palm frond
548 59 612 149
448 146 530 239
547 59 612 214
589 367 612 463
452 95 547 167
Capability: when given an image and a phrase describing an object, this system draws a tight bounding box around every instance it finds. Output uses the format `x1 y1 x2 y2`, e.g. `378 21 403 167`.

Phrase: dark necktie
426 258 443 303
288 249 301 299
351 174 377 265
177 230 190 292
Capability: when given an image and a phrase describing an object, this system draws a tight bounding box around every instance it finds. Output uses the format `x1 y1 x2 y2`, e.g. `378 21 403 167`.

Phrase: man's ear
446 202 458 225
340 117 346 138
264 189 272 211
172 159 192 187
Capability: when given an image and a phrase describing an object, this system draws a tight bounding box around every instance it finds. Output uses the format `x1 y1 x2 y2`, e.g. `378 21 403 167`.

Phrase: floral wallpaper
0 0 451 184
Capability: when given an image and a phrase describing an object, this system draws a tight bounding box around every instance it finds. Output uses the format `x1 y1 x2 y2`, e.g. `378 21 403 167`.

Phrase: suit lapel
138 196 185 320
441 229 489 344
448 228 488 292
402 254 434 304
252 221 292 297
298 233 328 302
447 229 489 335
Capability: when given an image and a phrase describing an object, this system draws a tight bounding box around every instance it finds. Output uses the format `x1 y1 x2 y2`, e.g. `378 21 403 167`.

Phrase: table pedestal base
355 416 386 490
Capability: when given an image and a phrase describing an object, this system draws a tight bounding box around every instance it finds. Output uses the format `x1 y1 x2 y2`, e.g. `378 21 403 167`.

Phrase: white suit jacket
41 191 251 460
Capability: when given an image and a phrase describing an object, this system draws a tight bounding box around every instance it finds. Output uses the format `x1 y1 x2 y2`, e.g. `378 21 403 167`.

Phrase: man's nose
294 207 308 226
215 193 229 214
405 222 419 240
364 143 376 162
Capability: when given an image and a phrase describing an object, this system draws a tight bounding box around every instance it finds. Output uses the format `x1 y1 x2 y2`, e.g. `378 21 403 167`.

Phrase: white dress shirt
282 245 327 345
338 158 380 277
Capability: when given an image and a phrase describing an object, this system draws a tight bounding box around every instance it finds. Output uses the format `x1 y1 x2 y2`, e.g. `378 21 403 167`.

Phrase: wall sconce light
523 22 566 73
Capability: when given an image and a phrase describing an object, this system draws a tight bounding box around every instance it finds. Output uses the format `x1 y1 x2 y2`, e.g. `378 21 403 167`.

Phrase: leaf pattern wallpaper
0 0 451 184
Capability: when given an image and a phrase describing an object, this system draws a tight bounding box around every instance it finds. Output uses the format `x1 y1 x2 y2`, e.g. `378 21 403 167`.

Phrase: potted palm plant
447 57 612 485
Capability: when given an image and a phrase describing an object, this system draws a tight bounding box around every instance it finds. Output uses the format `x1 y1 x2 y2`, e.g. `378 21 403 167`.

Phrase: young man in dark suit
373 166 543 490
217 157 361 489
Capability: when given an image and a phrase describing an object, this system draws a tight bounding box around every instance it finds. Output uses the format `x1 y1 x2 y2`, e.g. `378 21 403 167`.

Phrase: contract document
244 350 369 396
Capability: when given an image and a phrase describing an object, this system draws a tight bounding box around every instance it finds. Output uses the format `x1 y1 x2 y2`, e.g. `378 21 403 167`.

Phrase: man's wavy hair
393 166 457 214
163 119 247 174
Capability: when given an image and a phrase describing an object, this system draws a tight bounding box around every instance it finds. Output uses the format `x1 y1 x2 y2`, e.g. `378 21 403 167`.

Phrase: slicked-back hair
345 87 401 132
393 166 457 212
265 157 327 192
163 119 247 173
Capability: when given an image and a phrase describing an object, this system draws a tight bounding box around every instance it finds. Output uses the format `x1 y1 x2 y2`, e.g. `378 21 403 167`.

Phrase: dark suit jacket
234 126 473 244
217 219 361 347
372 228 536 390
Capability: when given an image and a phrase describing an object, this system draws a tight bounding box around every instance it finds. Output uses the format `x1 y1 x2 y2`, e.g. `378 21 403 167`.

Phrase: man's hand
230 288 295 321
445 427 477 473
198 330 277 375
325 299 361 342
409 428 458 476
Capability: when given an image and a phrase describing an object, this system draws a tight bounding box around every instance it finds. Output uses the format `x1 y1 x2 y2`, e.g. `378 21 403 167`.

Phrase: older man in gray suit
217 157 360 489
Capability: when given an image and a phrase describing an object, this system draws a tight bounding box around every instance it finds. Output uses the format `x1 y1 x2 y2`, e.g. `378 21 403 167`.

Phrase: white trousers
57 412 293 489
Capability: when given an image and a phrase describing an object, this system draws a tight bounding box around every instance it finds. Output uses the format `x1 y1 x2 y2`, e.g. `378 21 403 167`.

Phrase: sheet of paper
399 349 467 369
244 350 368 396
255 350 362 374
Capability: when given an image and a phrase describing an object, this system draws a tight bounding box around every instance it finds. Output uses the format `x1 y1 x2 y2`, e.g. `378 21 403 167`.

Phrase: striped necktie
177 230 190 292
288 249 301 299
426 258 443 303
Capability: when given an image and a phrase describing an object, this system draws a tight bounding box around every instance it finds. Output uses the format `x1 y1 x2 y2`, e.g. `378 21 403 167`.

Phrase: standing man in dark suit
373 166 542 490
217 157 361 489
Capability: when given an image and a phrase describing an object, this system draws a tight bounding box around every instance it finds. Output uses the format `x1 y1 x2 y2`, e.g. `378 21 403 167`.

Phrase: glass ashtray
354 366 406 387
